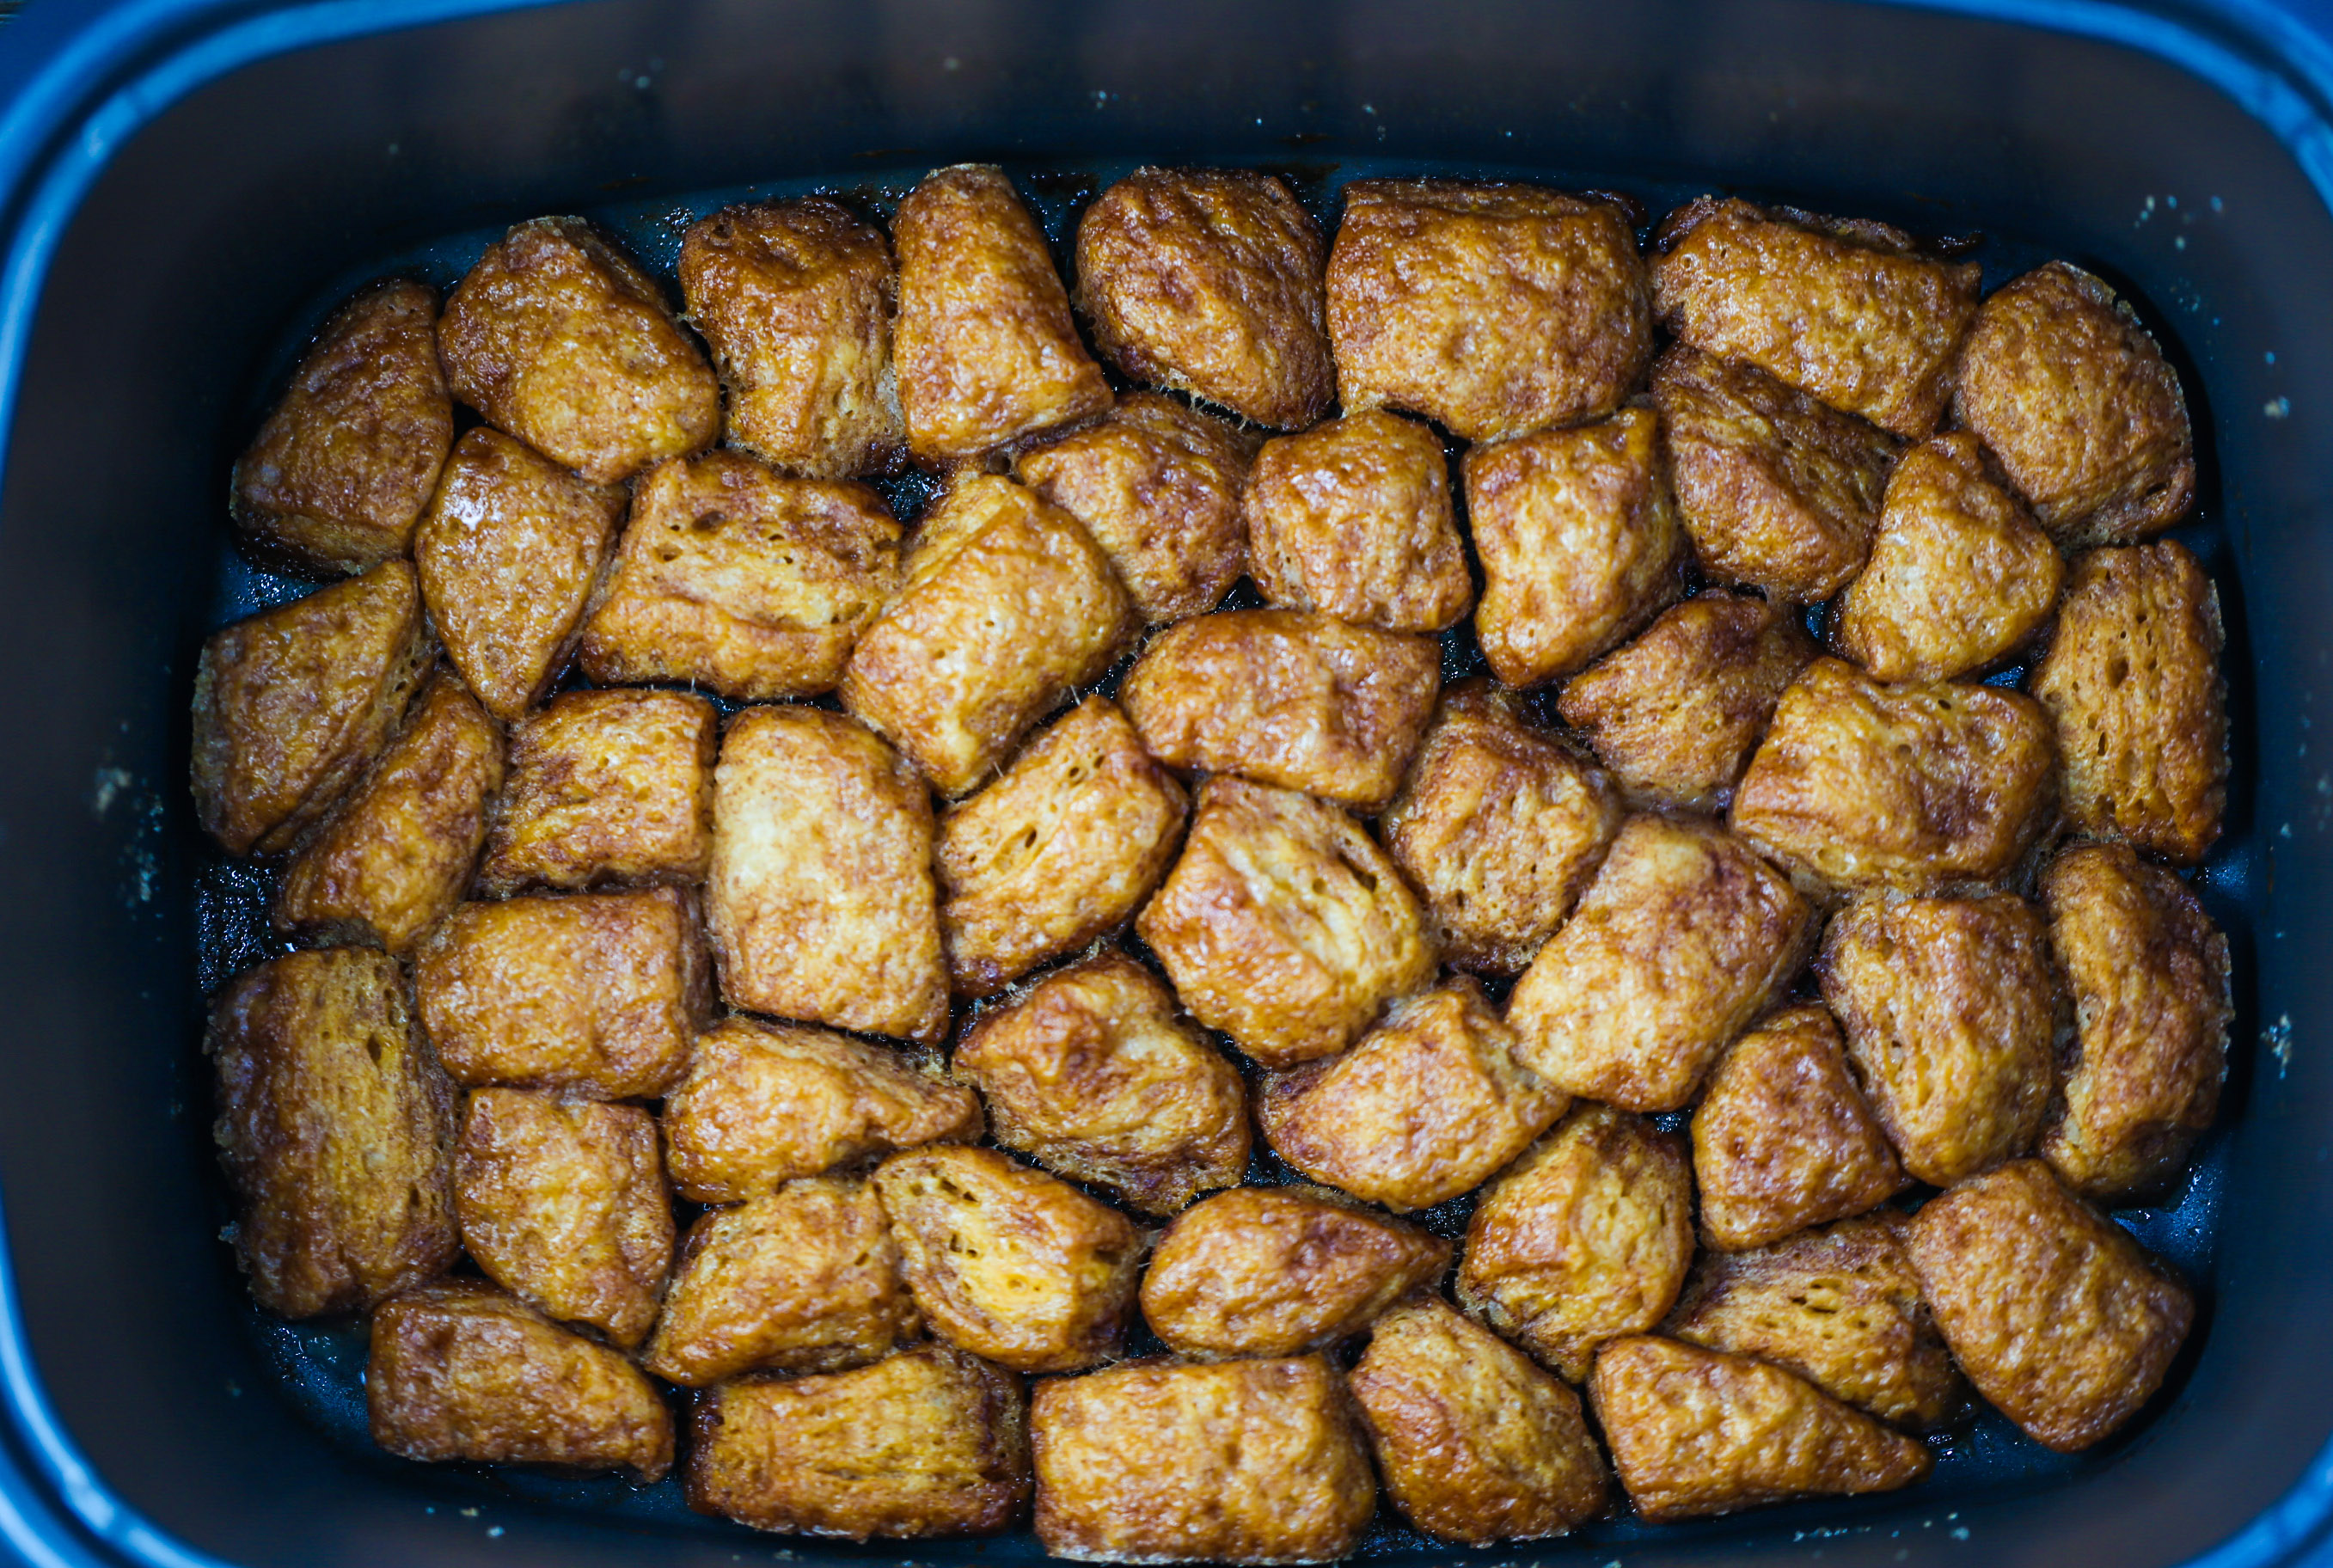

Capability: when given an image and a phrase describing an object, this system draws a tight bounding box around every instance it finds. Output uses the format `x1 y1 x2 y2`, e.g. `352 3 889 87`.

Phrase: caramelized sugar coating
1589 1336 1932 1521
1136 776 1436 1068
688 1346 1029 1539
1327 179 1651 442
192 558 433 854
453 1089 671 1348
1731 658 2057 898
841 474 1131 797
1652 197 1981 438
1466 405 1688 686
1833 432 2064 681
1691 1006 1906 1252
1350 1295 1609 1544
411 426 626 721
274 670 503 952
936 697 1189 996
1118 608 1442 811
1258 977 1566 1212
2031 540 2228 864
677 197 903 478
1506 814 1814 1112
208 948 457 1318
438 216 716 483
1381 680 1623 975
2041 843 2232 1201
1458 1104 1694 1381
1032 1356 1376 1565
1244 408 1472 634
1075 167 1332 429
578 450 903 701
1014 393 1258 623
369 1279 672 1480
478 687 717 896
1556 589 1816 811
412 885 708 1100
1953 261 2195 547
644 1176 920 1387
892 164 1111 463
1141 1187 1450 1357
1906 1160 2194 1452
952 951 1247 1216
231 280 453 574
662 1017 980 1204
707 705 949 1044
874 1146 1142 1374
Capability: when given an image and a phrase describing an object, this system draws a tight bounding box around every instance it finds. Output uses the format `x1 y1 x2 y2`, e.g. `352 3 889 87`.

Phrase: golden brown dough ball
1075 167 1332 429
478 687 717 896
231 280 453 575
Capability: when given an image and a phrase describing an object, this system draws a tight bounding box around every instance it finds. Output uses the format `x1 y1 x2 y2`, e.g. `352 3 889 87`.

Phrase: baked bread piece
439 215 717 483
231 279 453 574
1327 178 1650 442
478 687 717 896
688 1346 1029 1539
1075 167 1332 429
1907 1159 2194 1452
677 197 903 478
208 948 457 1317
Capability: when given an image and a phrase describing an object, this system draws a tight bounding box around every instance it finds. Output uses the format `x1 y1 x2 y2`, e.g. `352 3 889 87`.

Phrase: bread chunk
873 1146 1142 1373
1245 408 1472 634
707 705 948 1043
936 697 1188 995
1906 1160 2193 1451
688 1346 1028 1538
893 165 1110 463
952 951 1247 1216
1075 168 1332 429
1557 590 1816 811
274 670 503 952
1351 1295 1609 1544
1953 261 2195 547
439 215 716 483
1119 609 1441 810
231 280 453 573
677 198 903 478
2041 843 2232 1200
2031 540 2227 864
644 1176 920 1386
209 948 457 1317
1819 892 2060 1186
1136 776 1435 1068
454 1089 671 1348
1589 1336 1932 1521
479 687 717 895
1691 1006 1905 1252
663 1017 980 1203
1833 432 2064 681
1506 814 1814 1112
1142 1187 1449 1357
1732 657 2056 897
1652 198 1981 438
1258 977 1567 1211
1457 1104 1693 1381
412 885 707 1099
412 426 626 721
841 475 1131 797
1327 179 1650 442
192 559 433 854
368 1279 671 1479
1014 394 1258 623
1032 1357 1376 1565
579 450 902 701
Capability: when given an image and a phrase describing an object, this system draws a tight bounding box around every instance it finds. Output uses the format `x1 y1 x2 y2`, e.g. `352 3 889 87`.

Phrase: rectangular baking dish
0 0 2329 1564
